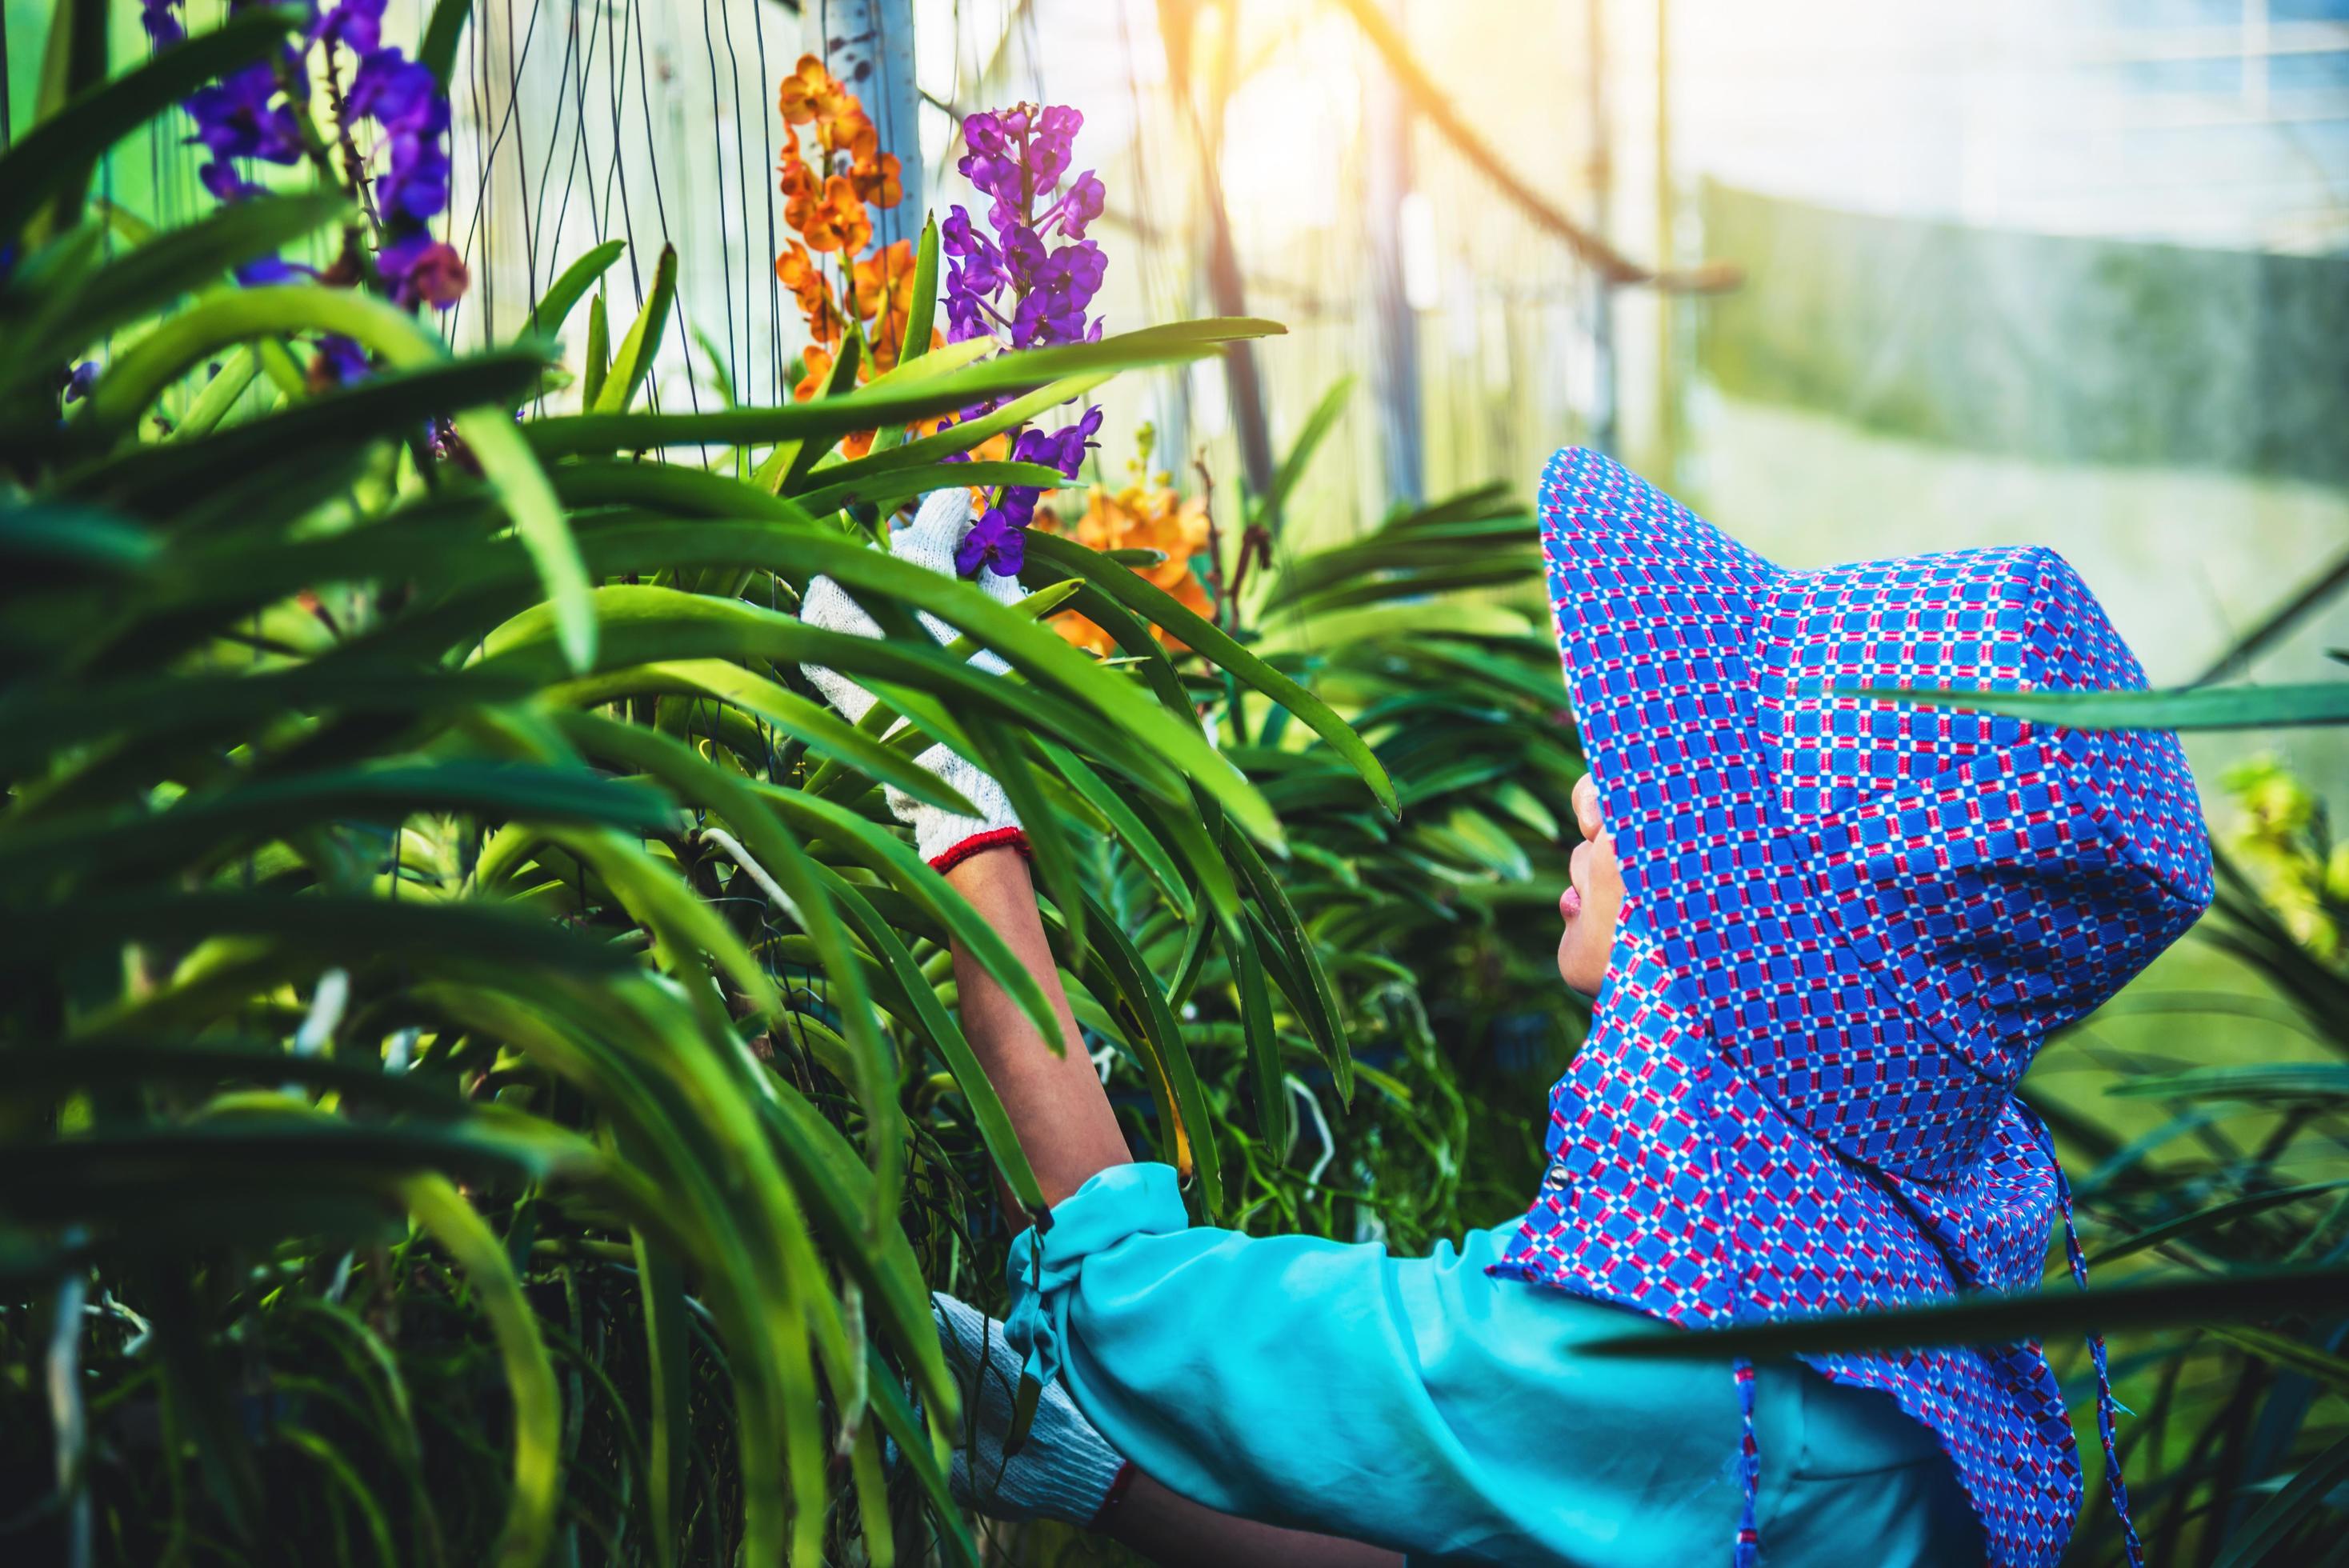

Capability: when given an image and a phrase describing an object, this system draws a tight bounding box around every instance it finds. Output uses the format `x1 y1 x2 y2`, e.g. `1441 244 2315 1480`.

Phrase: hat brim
1518 449 2093 1562
1537 447 2030 1181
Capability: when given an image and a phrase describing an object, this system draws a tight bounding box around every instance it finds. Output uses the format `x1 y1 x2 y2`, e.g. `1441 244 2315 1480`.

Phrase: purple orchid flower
138 0 185 47
378 231 468 310
1056 171 1106 241
942 206 1002 292
348 50 439 130
382 120 454 222
199 158 266 205
322 2 464 314
151 0 468 395
940 101 1112 575
956 506 1027 578
184 63 306 166
317 334 372 384
313 0 385 54
942 274 990 343
235 254 318 286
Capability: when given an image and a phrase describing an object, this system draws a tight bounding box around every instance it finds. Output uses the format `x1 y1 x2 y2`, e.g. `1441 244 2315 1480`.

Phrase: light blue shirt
1008 1162 1983 1566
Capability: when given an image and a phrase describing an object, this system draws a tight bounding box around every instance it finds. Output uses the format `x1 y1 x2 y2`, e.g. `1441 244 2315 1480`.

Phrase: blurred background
22 0 2343 766
3 6 2346 1558
10 0 2346 1035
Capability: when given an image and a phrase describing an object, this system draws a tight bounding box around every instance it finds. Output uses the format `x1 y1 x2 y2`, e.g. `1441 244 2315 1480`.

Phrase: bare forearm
943 846 1130 1206
942 856 1391 1566
1102 1472 1404 1568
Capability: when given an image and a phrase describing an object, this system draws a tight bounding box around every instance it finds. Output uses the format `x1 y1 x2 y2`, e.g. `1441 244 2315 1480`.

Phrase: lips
1562 836 1593 924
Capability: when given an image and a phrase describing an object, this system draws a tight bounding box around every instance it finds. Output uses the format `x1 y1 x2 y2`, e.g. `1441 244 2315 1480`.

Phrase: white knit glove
931 1291 1130 1526
798 489 1028 871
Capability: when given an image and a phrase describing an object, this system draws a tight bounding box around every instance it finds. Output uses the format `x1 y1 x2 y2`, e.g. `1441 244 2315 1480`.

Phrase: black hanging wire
448 0 546 348
503 0 545 319
471 10 497 340
698 0 740 407
550 0 608 254
626 0 708 434
602 0 647 307
524 0 582 314
750 0 783 405
716 0 756 407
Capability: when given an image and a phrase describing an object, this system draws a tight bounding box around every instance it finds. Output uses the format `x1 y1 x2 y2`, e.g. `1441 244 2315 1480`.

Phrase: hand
931 1290 1130 1526
798 488 1030 872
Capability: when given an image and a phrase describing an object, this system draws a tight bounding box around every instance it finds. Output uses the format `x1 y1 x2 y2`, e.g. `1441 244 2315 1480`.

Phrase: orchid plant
938 104 1112 577
139 0 466 384
1037 424 1217 656
774 49 925 456
0 6 1329 1561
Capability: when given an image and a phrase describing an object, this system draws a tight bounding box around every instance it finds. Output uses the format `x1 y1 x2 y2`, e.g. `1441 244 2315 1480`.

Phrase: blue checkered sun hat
1491 449 2212 1568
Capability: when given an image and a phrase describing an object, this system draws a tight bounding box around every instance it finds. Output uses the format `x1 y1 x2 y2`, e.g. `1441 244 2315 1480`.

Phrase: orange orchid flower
849 240 921 367
1038 483 1218 655
775 241 842 346
822 106 878 162
794 344 878 458
794 342 834 402
777 143 822 231
801 174 871 254
849 240 915 318
773 51 931 454
774 241 824 316
777 54 846 127
850 150 903 210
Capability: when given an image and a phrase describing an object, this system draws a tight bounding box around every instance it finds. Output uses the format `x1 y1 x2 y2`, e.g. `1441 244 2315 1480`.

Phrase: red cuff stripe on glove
926 826 1031 875
1086 1462 1137 1530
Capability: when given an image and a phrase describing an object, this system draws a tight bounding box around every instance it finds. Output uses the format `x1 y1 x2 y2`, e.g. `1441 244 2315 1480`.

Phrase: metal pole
1192 0 1277 502
1155 0 1276 502
804 0 925 249
1586 0 1617 455
1655 0 1677 472
1365 0 1424 511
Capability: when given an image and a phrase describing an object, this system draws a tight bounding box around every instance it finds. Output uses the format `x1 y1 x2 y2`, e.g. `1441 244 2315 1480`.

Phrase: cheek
1557 840 1627 995
1556 906 1607 994
1589 834 1626 918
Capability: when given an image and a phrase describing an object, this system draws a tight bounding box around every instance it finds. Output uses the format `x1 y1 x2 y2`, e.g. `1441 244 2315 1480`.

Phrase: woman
800 447 2211 1566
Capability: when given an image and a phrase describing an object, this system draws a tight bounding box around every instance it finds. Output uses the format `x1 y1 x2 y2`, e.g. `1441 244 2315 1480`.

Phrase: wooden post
802 0 924 250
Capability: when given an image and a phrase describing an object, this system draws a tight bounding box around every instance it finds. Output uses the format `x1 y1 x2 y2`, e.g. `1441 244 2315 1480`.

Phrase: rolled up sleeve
1001 1162 1971 1567
1003 1162 1598 1557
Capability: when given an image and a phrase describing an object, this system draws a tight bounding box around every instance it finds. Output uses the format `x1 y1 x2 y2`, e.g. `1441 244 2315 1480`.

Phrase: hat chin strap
2056 1163 2147 1567
1734 1359 1760 1568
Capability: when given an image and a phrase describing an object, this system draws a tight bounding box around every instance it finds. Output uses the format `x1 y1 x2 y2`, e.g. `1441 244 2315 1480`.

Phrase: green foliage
11 11 2342 1568
1619 738 2349 1565
2036 762 2349 1566
0 22 1564 1566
